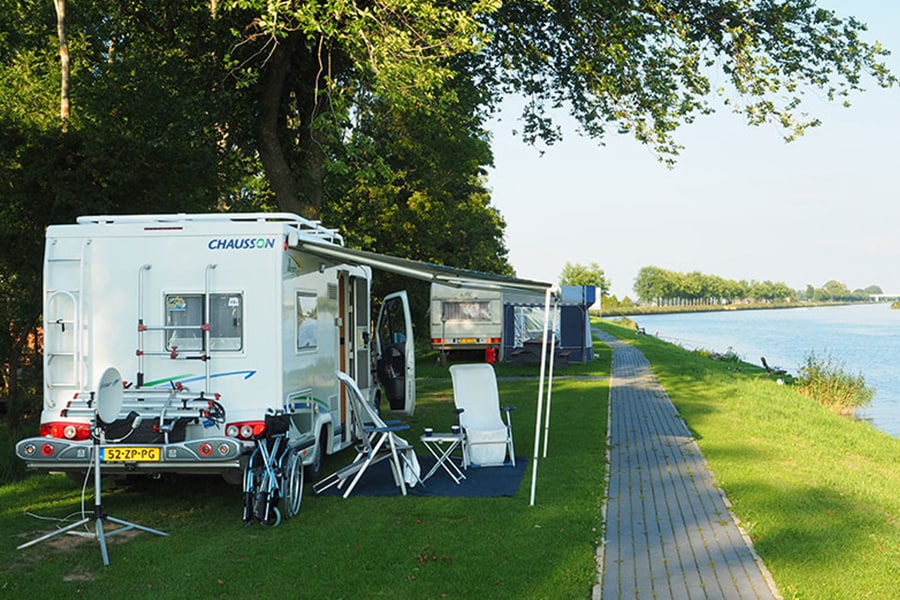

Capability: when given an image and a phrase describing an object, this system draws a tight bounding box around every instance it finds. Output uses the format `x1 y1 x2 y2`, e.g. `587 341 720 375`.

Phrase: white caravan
429 283 546 359
16 213 415 481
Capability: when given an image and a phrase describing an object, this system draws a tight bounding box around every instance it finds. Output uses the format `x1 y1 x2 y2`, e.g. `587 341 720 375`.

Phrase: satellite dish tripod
17 368 168 566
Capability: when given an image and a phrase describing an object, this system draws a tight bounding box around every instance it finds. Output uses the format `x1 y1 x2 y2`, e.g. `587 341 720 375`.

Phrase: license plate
458 338 477 343
101 447 161 462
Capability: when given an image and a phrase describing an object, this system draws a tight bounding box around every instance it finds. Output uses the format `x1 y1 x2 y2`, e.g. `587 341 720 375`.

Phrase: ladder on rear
44 239 90 407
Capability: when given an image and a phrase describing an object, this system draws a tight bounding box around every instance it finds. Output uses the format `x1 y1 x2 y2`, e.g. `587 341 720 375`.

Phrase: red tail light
40 422 91 440
225 421 266 440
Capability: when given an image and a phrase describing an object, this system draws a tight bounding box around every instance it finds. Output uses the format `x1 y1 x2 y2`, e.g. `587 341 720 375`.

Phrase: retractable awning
292 237 552 294
291 236 559 506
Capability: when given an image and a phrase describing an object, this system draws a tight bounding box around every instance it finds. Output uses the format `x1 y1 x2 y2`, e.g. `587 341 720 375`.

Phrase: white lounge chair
449 363 515 467
314 372 420 497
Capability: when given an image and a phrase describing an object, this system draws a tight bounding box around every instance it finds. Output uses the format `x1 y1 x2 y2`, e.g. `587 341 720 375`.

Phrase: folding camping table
420 430 467 484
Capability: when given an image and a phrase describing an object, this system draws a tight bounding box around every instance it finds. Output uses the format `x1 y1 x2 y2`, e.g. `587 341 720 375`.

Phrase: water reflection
623 304 900 438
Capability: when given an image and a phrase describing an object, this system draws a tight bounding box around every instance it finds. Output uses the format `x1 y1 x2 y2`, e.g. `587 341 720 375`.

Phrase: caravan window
165 293 243 352
296 292 318 351
442 301 492 322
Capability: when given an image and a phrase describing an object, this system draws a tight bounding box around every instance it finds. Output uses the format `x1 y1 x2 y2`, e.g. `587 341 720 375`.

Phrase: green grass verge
595 319 900 600
11 322 896 599
0 346 610 598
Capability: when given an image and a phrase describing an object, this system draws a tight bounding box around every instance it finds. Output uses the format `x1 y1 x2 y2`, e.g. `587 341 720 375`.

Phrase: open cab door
375 291 415 415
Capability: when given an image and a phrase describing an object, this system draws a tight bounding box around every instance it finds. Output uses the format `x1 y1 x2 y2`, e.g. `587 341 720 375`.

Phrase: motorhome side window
165 293 243 351
442 301 492 322
296 292 318 351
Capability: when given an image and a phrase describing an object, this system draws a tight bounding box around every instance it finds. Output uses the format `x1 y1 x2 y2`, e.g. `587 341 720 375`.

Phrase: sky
486 1 900 299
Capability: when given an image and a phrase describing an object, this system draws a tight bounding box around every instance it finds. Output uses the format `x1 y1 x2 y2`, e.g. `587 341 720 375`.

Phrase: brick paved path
594 329 779 600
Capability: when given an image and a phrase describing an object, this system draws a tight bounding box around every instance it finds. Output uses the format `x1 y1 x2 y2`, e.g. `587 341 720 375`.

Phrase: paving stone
594 329 779 600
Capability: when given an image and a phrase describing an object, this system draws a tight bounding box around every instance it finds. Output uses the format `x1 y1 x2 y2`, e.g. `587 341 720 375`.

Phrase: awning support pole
529 286 555 506
541 299 559 459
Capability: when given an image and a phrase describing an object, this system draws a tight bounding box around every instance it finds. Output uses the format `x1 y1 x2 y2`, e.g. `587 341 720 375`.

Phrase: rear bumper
16 436 246 474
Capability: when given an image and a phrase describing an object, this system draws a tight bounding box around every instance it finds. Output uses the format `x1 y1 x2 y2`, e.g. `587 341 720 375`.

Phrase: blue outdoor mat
317 456 527 498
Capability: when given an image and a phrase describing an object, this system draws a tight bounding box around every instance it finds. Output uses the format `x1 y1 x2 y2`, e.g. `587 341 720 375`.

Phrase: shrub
0 424 29 484
613 316 637 330
694 346 742 364
796 351 873 415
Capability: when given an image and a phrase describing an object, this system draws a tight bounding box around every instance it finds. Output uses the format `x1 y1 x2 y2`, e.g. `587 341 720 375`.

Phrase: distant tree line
632 266 881 306
798 281 883 303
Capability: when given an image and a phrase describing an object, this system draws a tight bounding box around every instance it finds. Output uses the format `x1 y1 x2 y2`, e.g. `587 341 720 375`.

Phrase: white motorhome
16 213 415 482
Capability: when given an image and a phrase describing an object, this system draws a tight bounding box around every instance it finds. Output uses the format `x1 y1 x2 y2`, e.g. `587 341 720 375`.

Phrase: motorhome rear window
210 294 243 350
165 293 243 352
442 301 492 322
296 292 318 351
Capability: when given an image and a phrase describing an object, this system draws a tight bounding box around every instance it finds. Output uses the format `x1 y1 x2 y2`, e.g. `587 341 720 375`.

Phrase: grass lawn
0 346 610 598
7 320 899 599
596 319 900 600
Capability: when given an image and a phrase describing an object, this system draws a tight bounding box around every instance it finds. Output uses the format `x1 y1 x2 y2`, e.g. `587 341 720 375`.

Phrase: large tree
220 0 499 216
560 262 611 296
217 0 894 217
483 0 895 159
320 56 511 323
13 0 892 233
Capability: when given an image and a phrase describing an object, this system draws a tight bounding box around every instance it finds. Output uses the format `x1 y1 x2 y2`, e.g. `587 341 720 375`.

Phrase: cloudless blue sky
487 1 900 298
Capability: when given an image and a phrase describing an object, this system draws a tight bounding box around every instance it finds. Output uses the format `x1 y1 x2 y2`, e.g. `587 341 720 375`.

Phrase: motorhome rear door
374 291 415 415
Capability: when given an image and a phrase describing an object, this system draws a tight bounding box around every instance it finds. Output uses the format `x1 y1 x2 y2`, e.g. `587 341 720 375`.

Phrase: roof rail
75 212 344 245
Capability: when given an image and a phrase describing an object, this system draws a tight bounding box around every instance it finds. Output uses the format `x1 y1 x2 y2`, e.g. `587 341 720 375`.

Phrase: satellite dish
96 367 124 424
17 363 168 564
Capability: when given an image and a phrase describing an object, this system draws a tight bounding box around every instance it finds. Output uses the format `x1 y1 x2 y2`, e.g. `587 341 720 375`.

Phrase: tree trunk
256 34 310 217
54 0 70 130
291 45 330 220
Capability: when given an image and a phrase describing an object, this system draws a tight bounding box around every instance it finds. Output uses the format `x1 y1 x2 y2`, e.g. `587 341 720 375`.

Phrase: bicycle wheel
257 501 282 527
254 466 282 527
242 447 265 524
282 446 304 519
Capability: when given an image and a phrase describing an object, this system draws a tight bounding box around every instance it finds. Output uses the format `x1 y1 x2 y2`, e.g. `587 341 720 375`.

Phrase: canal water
622 303 900 438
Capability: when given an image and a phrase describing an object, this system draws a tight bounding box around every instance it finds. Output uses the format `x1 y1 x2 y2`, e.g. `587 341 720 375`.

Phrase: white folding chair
449 363 515 467
314 371 420 497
